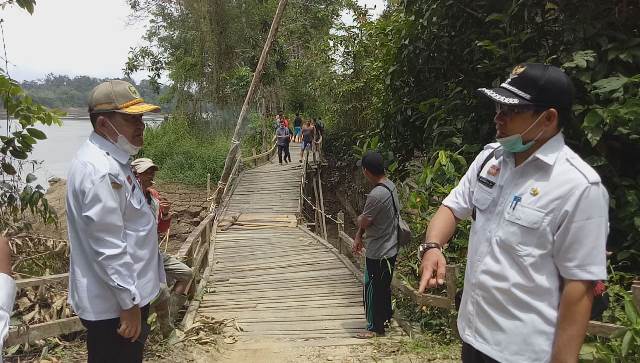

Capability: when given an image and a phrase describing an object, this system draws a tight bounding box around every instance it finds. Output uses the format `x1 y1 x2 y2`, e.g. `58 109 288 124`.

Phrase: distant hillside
20 74 173 111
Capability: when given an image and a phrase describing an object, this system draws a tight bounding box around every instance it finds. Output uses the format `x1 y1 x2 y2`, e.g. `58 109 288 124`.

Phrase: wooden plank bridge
195 151 369 343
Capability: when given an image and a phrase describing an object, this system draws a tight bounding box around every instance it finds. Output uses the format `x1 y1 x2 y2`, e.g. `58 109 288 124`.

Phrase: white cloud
0 0 147 81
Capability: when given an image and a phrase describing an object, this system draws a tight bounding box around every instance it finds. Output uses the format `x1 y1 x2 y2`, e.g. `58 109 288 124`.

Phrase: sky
1 0 386 82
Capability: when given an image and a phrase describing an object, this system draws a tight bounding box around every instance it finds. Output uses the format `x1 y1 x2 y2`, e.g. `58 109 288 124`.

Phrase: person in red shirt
131 158 193 338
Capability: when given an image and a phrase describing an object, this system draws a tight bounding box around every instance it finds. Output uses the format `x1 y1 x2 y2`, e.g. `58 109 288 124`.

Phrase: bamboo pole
214 0 289 206
317 168 328 241
312 174 320 235
337 211 344 254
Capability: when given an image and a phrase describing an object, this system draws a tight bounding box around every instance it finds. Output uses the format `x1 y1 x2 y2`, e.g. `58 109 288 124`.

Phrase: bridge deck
198 158 367 341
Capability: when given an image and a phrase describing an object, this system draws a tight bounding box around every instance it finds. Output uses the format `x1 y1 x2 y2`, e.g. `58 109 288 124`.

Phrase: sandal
354 330 379 339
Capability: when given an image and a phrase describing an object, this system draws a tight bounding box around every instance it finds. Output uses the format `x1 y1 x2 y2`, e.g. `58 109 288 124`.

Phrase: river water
0 116 162 187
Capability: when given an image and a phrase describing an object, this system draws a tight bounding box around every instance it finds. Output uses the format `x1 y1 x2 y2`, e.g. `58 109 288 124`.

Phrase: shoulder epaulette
483 142 500 151
566 152 601 184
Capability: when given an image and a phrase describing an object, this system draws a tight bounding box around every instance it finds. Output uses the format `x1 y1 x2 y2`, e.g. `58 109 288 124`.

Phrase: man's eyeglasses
495 103 536 117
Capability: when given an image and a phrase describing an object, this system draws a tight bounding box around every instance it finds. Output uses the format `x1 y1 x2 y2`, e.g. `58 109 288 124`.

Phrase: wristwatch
418 241 443 261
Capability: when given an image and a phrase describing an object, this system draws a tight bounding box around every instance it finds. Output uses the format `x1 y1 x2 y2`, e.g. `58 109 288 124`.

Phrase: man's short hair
357 151 385 176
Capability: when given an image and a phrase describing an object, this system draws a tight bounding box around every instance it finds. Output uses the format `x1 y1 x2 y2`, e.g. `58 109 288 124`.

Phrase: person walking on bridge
66 80 165 363
276 119 291 165
299 121 315 163
131 158 193 338
293 113 303 143
418 64 609 363
353 151 399 339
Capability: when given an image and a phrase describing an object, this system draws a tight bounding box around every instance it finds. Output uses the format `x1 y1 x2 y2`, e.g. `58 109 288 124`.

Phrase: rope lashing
301 193 342 224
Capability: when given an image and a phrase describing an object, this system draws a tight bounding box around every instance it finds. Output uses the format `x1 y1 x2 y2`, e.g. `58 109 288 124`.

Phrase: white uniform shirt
443 133 608 363
0 272 16 361
66 132 165 321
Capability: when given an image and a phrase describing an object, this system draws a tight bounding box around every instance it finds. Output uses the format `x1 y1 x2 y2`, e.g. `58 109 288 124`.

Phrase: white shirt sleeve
1 272 16 356
553 183 609 280
442 150 490 220
81 171 141 309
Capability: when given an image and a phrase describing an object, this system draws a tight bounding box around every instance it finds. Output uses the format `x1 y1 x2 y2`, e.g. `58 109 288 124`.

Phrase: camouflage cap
88 80 160 115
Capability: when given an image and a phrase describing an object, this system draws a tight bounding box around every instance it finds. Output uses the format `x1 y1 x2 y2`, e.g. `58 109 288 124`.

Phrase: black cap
478 63 574 111
356 151 385 175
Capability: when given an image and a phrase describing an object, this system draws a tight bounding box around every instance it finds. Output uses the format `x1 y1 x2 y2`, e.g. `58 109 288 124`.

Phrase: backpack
375 183 412 248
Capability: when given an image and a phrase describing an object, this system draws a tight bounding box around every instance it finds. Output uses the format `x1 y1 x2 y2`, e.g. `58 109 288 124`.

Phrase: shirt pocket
472 186 495 211
124 192 154 231
499 203 549 256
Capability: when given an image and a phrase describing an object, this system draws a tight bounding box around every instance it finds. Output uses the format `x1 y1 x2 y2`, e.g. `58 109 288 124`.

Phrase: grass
142 117 230 186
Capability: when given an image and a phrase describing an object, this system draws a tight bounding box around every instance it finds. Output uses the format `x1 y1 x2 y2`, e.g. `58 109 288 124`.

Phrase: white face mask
106 120 142 155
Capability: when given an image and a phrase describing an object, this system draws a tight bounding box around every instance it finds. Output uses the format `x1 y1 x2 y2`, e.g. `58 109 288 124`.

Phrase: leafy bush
326 0 640 340
1 74 61 232
141 116 230 185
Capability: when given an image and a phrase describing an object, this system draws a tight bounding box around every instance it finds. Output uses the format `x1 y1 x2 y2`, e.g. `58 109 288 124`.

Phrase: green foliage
141 116 229 185
20 74 171 110
0 74 62 232
325 0 640 339
580 289 640 362
126 0 344 127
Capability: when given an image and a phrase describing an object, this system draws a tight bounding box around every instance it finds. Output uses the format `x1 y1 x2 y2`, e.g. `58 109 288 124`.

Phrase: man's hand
159 197 171 216
418 248 447 293
353 234 364 256
118 305 141 342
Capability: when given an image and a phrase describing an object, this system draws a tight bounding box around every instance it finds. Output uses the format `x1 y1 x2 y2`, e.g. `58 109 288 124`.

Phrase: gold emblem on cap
128 84 140 98
511 64 526 77
530 187 540 197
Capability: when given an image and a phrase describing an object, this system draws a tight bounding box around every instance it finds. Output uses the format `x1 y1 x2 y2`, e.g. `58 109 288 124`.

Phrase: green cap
88 80 160 114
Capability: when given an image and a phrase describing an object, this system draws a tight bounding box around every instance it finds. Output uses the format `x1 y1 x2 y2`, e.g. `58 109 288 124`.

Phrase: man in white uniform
418 64 609 363
66 80 165 363
1 237 16 362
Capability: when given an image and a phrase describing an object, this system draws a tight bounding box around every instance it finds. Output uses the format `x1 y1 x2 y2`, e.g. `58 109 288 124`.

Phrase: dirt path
146 335 461 363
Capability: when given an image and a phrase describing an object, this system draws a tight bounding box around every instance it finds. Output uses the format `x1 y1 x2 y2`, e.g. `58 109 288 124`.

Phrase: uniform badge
488 164 501 177
110 182 122 190
530 187 540 197
511 64 526 77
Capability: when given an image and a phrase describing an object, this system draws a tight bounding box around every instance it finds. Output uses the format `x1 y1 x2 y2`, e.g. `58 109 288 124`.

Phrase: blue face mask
497 111 546 153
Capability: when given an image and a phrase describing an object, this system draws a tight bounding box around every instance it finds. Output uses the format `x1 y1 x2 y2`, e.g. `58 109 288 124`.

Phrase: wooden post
317 169 328 241
214 0 289 206
633 280 640 309
206 173 211 200
312 175 321 235
252 148 257 167
312 141 317 165
337 211 344 254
